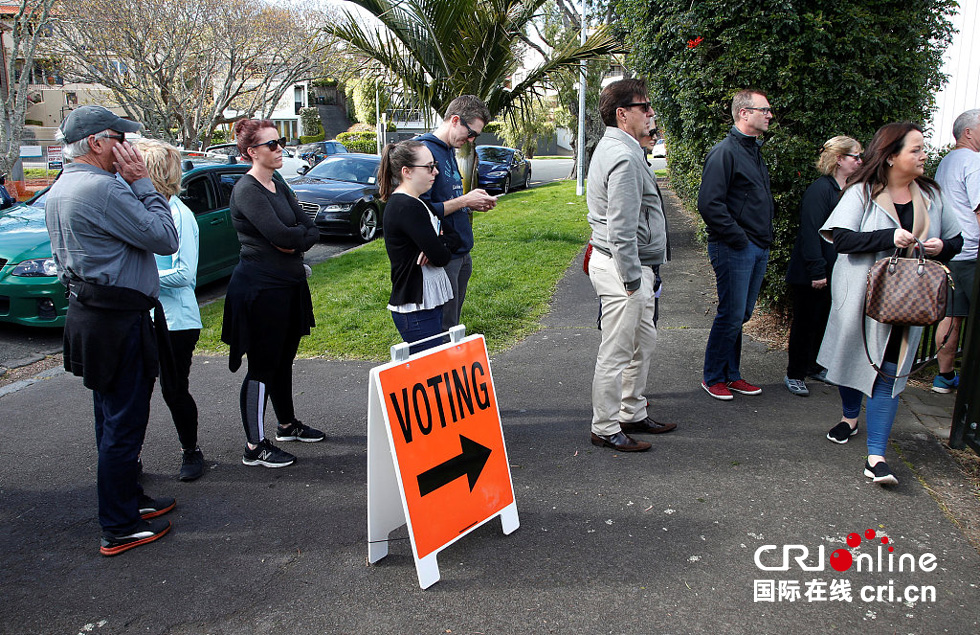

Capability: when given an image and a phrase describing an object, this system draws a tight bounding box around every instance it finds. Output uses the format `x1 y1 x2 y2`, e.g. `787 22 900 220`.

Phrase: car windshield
305 155 379 185
477 147 513 163
207 145 239 157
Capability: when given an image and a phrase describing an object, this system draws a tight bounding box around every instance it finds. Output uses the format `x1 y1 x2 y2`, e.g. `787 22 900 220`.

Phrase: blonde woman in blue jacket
138 139 206 482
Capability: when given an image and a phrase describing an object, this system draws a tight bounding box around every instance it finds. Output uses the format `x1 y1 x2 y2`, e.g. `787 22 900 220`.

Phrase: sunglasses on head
250 137 287 151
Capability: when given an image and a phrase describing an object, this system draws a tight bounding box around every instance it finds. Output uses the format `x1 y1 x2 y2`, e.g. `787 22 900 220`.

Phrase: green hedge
336 130 378 154
299 132 326 144
620 0 955 308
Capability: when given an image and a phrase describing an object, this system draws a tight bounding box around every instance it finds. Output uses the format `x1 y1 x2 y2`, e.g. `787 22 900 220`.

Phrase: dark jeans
93 319 152 535
786 283 831 379
162 329 200 451
442 254 472 330
392 307 445 354
703 241 769 386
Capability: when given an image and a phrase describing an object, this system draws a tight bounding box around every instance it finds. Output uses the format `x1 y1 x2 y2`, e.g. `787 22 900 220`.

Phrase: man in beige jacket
586 78 676 452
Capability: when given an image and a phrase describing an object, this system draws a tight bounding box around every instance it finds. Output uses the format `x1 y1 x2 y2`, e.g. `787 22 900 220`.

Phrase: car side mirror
297 165 309 176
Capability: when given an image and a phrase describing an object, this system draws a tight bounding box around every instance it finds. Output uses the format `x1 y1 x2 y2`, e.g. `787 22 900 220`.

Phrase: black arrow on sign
417 435 493 497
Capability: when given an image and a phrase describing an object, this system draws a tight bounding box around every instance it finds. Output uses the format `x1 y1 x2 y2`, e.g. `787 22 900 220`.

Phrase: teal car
0 158 279 328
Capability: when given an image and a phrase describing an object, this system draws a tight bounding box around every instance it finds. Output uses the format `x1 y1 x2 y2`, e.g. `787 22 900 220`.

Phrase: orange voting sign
367 332 519 588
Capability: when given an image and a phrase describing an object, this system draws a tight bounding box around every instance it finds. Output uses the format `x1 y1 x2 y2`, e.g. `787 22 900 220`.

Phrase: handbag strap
862 317 954 380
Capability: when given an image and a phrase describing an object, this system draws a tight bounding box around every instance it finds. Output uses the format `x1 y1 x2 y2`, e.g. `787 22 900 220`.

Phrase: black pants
786 283 831 380
162 329 200 451
93 318 152 535
239 332 301 445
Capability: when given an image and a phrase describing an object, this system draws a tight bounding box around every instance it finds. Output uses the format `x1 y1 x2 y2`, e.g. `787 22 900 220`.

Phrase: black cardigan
383 193 459 306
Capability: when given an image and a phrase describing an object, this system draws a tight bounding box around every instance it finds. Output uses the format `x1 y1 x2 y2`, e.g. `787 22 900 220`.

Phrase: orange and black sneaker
139 495 176 520
100 518 171 557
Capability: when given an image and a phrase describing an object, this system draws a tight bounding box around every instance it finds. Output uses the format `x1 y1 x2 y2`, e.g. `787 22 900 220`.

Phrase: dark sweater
229 174 318 281
697 127 775 249
417 132 473 258
786 175 841 285
383 193 458 306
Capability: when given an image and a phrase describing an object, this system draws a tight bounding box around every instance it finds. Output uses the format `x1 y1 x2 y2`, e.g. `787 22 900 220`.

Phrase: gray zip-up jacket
587 126 667 291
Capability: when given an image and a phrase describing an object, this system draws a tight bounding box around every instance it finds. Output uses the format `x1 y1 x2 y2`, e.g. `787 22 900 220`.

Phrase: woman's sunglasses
250 137 287 151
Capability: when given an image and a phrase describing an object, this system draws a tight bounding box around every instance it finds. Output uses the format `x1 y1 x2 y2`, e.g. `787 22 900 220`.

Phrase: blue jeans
703 241 769 386
392 307 445 354
93 318 152 535
838 362 899 456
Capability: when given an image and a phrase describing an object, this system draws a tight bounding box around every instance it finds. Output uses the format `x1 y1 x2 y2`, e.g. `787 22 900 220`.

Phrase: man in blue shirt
417 96 498 330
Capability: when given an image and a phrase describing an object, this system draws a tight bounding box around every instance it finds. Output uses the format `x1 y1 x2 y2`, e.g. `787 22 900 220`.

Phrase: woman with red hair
221 119 323 469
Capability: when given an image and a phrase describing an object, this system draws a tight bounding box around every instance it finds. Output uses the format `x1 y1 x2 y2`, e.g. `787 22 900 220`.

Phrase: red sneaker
727 379 762 395
701 381 733 401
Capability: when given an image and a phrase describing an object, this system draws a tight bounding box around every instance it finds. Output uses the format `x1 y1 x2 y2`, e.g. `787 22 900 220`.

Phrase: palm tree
329 0 622 188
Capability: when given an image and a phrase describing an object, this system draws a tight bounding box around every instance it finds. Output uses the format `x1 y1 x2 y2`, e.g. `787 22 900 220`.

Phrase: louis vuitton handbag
862 240 953 377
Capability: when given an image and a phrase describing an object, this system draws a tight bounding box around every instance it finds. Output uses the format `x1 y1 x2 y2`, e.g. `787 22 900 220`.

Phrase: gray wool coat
816 182 961 397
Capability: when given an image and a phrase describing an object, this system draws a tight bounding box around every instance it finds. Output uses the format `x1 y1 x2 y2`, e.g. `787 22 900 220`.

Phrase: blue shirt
155 196 203 331
417 132 473 257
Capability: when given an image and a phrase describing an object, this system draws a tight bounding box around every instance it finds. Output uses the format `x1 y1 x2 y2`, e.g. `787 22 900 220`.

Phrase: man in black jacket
697 89 775 401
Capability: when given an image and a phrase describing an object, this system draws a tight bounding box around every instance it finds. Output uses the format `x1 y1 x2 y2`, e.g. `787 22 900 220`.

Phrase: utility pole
576 0 586 196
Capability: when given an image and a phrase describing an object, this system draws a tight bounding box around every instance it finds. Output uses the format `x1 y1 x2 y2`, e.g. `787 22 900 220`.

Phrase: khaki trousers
588 250 658 435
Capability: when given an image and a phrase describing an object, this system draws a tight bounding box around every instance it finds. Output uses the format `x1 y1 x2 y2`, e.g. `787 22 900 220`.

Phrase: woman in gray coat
817 122 962 486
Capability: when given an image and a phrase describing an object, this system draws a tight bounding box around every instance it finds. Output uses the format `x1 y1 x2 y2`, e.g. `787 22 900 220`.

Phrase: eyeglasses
460 119 481 140
408 162 438 173
250 137 287 151
843 153 863 160
100 132 125 143
624 101 654 113
744 107 774 115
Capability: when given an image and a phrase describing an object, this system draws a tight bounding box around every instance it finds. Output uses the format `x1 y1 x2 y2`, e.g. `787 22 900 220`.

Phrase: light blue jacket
155 196 202 331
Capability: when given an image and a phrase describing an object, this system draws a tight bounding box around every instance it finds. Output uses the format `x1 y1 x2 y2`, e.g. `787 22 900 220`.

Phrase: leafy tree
329 0 621 189
0 0 57 178
346 77 393 126
300 106 323 137
496 98 557 157
620 0 955 307
54 0 344 148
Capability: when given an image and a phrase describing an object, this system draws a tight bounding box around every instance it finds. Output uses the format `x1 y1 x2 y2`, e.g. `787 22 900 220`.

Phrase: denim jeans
703 241 769 386
392 307 445 354
93 318 152 535
837 362 899 456
442 254 472 330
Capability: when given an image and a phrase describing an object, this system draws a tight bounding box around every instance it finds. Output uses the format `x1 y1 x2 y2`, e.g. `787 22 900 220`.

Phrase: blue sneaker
931 374 959 394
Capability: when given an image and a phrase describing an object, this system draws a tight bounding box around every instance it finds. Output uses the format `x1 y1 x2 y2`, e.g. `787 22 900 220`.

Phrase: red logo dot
888 546 894 552
865 529 876 540
830 548 853 572
846 532 861 548
881 536 889 544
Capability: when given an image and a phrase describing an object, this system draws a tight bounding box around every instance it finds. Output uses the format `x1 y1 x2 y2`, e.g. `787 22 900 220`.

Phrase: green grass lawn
197 181 591 361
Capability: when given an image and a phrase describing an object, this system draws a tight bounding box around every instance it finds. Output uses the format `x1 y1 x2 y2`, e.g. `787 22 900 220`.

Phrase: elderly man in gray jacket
586 78 676 453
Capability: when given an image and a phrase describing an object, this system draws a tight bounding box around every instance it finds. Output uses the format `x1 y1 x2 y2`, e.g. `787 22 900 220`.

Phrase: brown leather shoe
621 416 677 434
590 432 652 452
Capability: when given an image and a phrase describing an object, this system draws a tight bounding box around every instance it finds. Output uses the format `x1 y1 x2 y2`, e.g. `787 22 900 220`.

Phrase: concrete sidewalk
1 187 978 634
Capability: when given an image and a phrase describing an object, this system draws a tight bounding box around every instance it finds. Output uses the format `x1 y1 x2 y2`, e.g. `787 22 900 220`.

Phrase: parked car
651 138 667 158
0 159 289 328
296 140 348 167
204 142 310 177
476 146 531 194
288 153 383 243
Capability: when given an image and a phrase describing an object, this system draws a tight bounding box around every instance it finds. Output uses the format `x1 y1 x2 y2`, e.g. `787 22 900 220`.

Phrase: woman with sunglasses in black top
222 119 324 469
379 140 461 353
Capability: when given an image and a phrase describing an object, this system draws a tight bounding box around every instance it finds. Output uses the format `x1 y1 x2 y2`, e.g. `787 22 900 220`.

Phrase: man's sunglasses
101 133 125 143
624 101 654 113
460 119 480 140
409 162 438 173
250 137 288 151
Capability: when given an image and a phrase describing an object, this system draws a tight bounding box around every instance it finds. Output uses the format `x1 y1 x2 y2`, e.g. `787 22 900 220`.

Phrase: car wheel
358 205 379 243
523 168 531 189
502 175 511 195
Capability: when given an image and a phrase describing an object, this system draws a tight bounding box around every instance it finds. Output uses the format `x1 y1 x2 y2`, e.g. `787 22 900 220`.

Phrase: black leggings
239 334 301 445
163 329 200 451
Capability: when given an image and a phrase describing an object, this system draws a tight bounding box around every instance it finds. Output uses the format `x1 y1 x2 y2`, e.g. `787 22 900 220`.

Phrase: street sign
19 146 42 158
366 331 519 588
47 146 63 170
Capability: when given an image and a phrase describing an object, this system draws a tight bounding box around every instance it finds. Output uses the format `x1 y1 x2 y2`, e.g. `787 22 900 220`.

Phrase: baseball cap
59 105 142 144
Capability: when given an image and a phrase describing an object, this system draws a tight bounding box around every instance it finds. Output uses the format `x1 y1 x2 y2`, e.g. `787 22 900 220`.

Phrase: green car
0 158 280 328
